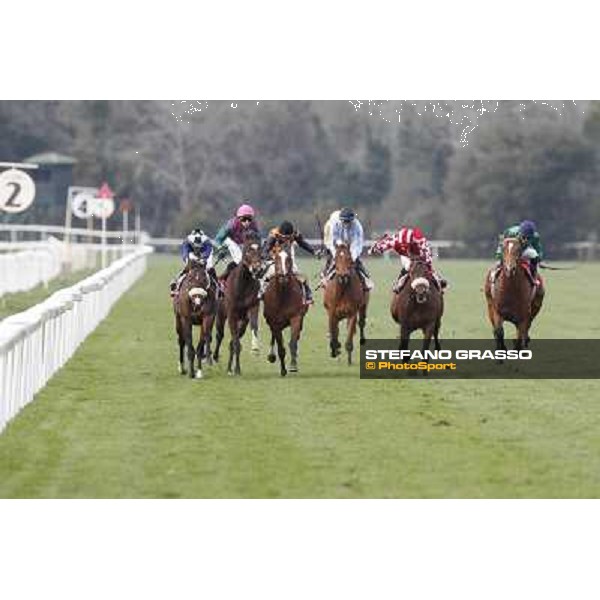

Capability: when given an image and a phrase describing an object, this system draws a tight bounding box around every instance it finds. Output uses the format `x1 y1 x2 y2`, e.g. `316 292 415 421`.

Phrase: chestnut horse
173 257 218 379
484 236 544 351
262 240 308 376
323 242 369 364
391 259 443 353
213 235 263 375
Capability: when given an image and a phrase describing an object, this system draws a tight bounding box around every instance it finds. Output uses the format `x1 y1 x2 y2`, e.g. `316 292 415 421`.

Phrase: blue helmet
519 220 536 238
339 207 355 223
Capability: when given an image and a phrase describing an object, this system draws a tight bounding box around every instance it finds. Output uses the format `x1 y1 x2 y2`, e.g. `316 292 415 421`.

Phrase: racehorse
323 242 369 364
391 258 443 353
484 236 544 351
213 234 263 375
172 257 218 379
262 240 308 376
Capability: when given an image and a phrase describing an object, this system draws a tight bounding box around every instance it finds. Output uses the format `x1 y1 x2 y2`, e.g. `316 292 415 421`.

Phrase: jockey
323 207 374 290
260 220 317 305
214 202 262 281
169 228 218 296
495 219 544 282
370 226 447 292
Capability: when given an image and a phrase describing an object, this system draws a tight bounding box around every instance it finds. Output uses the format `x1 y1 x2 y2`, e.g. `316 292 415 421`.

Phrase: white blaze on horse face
278 249 289 275
504 240 516 274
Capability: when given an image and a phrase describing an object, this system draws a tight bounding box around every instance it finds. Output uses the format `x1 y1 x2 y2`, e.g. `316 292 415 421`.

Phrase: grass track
1 256 599 498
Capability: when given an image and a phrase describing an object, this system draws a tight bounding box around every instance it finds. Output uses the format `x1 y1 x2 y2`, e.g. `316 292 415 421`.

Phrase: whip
539 263 577 271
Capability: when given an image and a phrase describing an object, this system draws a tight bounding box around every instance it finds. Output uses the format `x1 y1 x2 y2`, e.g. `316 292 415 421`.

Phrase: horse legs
228 316 248 376
274 328 287 377
175 315 186 375
267 333 276 363
213 304 226 363
183 319 196 379
399 324 410 353
289 315 303 373
329 312 341 358
433 318 442 351
203 314 215 366
487 300 506 354
345 312 357 365
249 305 260 354
227 321 237 375
515 320 530 351
358 303 367 346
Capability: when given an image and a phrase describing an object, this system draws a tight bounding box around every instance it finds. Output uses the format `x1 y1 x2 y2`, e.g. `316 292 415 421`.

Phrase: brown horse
173 257 218 379
323 242 369 364
484 236 544 351
213 235 263 375
391 259 443 353
262 240 308 376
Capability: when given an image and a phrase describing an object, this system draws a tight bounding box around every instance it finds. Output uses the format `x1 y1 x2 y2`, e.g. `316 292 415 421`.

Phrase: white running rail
0 245 153 434
0 239 141 298
0 242 63 297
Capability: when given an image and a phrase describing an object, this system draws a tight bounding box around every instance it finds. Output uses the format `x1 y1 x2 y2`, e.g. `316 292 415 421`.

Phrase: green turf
1 255 599 498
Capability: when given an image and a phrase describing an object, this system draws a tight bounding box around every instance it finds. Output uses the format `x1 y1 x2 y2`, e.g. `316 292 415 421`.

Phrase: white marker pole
135 206 141 244
123 209 128 245
63 192 72 273
102 210 107 269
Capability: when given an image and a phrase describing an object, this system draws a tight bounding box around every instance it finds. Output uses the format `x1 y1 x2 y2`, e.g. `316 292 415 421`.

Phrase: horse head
242 234 264 279
502 236 523 277
272 240 293 283
185 259 211 309
409 260 431 304
334 241 354 286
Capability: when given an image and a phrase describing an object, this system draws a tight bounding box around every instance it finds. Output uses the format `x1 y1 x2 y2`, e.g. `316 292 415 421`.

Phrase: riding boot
432 270 448 291
356 259 374 291
170 269 187 297
393 269 408 293
530 259 539 282
320 256 335 285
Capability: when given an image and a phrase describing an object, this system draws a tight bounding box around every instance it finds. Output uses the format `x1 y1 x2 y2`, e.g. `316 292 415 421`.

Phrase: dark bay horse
172 258 218 379
484 236 544 351
323 242 369 364
213 235 263 375
262 240 308 376
391 259 443 353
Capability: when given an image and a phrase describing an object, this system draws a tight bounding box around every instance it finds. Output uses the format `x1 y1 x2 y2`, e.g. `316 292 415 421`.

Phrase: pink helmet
236 204 255 218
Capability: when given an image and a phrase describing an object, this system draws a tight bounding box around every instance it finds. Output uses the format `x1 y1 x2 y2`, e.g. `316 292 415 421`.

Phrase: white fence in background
0 238 141 298
0 242 62 297
0 245 153 434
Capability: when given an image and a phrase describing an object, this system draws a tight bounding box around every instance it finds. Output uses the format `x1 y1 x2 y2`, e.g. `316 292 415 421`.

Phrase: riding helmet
519 220 536 238
339 207 355 223
237 203 255 218
279 221 294 236
412 226 424 240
